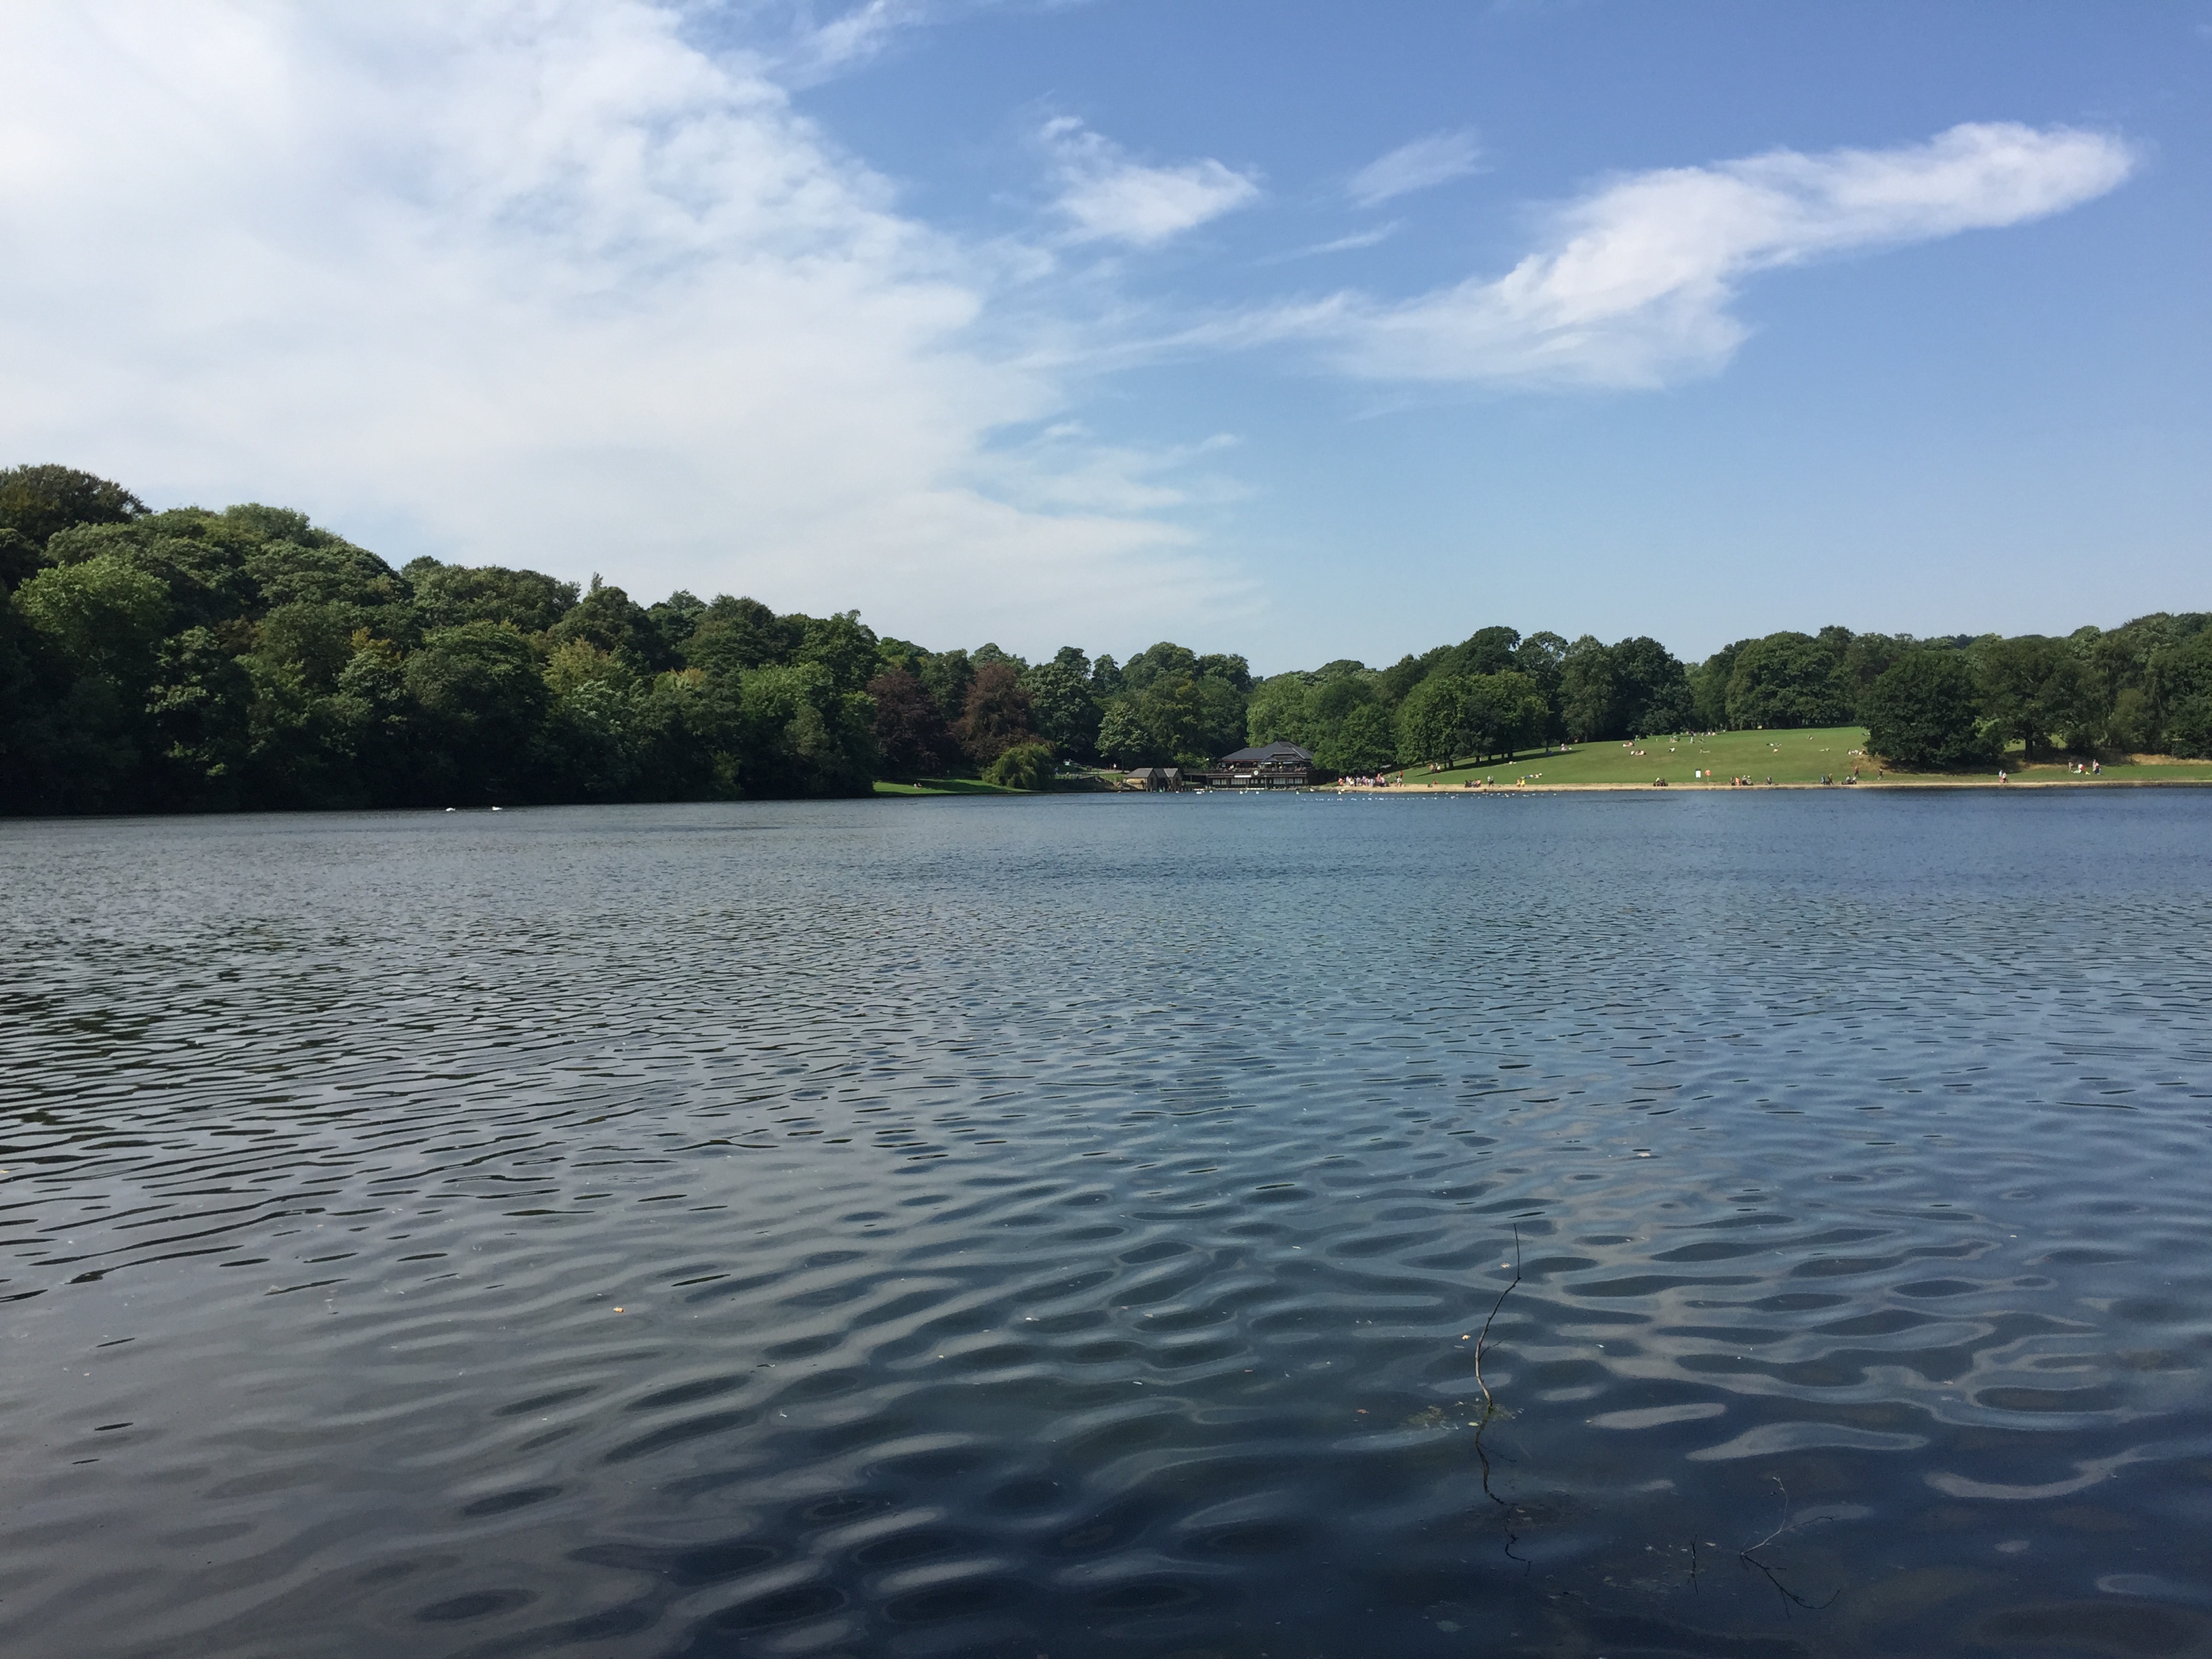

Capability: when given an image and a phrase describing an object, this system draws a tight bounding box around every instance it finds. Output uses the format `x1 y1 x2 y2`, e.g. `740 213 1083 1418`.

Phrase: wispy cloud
0 0 1239 651
1268 122 2135 386
785 0 930 74
1347 129 1485 207
1257 222 1403 265
1041 116 1261 246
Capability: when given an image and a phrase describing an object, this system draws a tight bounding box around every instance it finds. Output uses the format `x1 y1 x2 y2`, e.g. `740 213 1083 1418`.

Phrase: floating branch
1738 1475 1839 1612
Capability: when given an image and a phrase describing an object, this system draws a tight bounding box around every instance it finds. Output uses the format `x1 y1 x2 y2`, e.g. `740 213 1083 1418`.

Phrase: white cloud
0 0 1239 652
1347 129 1484 207
1280 123 2136 387
1042 116 1260 246
1258 223 1404 265
764 0 941 84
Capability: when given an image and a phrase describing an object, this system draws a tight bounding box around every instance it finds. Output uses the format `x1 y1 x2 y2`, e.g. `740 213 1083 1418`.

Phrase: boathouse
1193 741 1316 789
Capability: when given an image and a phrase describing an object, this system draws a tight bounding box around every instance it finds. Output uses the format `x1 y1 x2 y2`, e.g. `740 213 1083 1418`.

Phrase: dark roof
1218 741 1313 765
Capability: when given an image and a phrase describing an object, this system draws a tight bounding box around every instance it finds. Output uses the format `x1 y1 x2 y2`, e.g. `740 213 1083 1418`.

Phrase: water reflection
3 791 2209 1656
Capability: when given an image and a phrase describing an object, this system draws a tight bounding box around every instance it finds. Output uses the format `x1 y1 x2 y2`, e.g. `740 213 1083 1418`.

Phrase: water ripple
3 791 2210 1656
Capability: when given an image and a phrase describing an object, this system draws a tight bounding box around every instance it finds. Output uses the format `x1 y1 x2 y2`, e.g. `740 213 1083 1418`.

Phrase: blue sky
3 2 2205 670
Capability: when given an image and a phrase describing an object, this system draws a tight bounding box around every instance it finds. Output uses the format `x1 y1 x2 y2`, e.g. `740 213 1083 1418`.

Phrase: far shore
1324 775 2212 794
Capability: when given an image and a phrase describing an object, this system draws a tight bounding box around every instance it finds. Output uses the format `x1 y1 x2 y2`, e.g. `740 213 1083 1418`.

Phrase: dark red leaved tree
952 661 1037 767
867 666 958 779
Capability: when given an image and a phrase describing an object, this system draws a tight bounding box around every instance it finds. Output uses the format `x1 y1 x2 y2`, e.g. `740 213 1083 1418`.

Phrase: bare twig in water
1471 1226 1527 1563
1474 1223 1523 1422
1738 1476 1839 1612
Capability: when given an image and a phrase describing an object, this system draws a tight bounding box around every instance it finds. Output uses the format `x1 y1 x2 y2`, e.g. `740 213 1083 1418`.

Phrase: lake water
5 791 2211 1659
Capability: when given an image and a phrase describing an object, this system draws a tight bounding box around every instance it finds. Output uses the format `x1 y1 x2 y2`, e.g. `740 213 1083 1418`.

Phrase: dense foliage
5 464 2208 813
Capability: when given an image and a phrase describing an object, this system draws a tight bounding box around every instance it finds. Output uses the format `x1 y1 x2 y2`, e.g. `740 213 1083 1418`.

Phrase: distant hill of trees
3 464 2207 813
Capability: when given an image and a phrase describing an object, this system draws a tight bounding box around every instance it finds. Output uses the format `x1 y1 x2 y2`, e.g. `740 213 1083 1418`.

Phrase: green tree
681 594 803 677
2152 632 2212 758
13 555 169 680
1437 626 1519 680
1605 636 1695 733
0 464 145 548
1395 674 1467 766
646 590 708 663
244 537 411 638
1117 668 1242 765
1557 636 1614 740
1020 653 1102 760
331 638 417 806
1315 701 1395 773
1121 641 1198 691
145 627 256 808
1514 632 1567 731
550 578 666 671
982 741 1054 790
404 622 551 804
1244 673 1313 747
1975 634 2085 760
1863 650 1987 769
1379 648 1447 707
738 661 876 795
9 556 171 811
0 529 41 592
47 517 259 632
1460 670 1549 761
407 559 579 634
1725 632 1851 729
914 647 975 729
1835 632 1910 716
796 610 882 695
1095 699 1162 768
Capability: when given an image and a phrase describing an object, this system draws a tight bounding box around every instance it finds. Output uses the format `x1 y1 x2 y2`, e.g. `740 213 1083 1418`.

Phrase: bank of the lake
1330 724 2212 792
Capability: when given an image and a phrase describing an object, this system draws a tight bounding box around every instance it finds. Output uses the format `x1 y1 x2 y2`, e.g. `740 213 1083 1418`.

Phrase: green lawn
1879 752 2212 785
1408 727 1875 787
878 737 2212 795
1398 729 2212 789
872 777 1024 796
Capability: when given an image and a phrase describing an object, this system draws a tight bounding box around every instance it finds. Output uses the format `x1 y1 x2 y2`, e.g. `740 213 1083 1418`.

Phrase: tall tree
407 559 579 634
1021 654 1103 760
1395 674 1467 766
0 464 145 548
867 665 956 779
1863 650 1986 769
1725 633 1852 729
953 661 1037 766
403 622 551 804
1557 637 1615 740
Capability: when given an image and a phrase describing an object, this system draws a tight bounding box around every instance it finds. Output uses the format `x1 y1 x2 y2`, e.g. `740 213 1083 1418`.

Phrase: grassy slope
872 777 1023 796
1397 728 2212 789
874 737 2212 795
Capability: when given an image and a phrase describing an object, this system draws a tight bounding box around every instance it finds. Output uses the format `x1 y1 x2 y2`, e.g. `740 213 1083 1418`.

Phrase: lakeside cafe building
1191 741 1317 790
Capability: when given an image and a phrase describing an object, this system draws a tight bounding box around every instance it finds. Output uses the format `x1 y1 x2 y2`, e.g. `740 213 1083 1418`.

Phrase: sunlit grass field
1392 728 2212 789
872 777 1024 796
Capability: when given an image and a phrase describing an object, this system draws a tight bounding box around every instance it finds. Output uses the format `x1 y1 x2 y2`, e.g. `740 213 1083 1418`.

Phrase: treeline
2 464 2207 813
1257 618 2212 773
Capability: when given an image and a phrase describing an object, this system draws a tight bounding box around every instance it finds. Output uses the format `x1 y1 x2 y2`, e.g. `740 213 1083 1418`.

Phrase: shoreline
1321 775 2212 794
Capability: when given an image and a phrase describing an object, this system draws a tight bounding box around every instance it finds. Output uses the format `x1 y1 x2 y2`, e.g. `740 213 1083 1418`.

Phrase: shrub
982 740 1053 791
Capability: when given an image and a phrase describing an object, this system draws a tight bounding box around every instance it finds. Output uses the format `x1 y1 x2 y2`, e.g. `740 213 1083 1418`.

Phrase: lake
4 790 2211 1658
